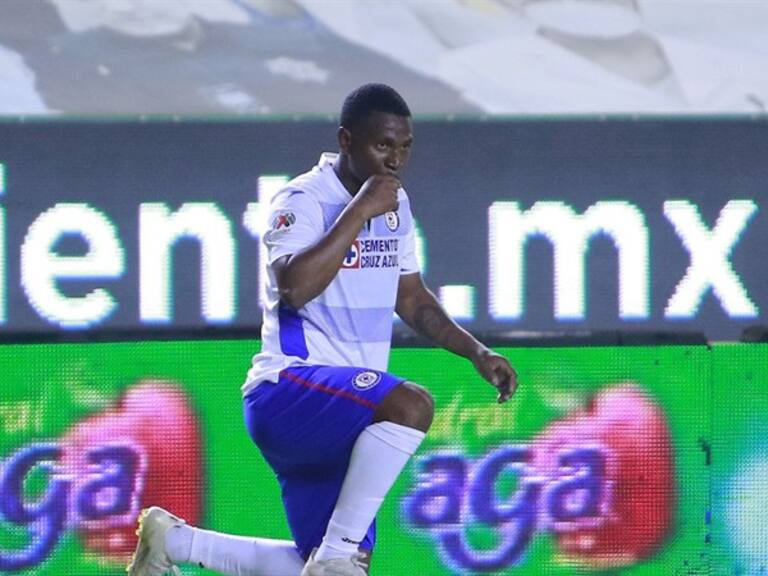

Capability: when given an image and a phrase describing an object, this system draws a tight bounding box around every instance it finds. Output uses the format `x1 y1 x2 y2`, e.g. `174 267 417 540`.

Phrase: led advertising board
1 340 762 574
0 120 766 340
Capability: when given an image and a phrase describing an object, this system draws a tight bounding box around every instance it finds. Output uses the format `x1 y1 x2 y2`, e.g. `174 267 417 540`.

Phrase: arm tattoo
413 303 450 342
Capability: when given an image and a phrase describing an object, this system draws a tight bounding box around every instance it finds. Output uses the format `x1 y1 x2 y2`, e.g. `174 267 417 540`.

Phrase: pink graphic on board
60 381 203 558
531 384 674 568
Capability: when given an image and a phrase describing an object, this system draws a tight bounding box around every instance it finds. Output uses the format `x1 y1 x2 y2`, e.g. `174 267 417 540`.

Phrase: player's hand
470 347 518 404
353 174 400 219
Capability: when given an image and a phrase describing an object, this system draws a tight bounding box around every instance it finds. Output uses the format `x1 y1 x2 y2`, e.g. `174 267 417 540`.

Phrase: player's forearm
399 288 484 360
278 204 367 308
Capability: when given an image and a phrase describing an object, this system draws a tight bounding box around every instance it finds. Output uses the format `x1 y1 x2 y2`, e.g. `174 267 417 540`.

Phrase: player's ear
337 126 352 153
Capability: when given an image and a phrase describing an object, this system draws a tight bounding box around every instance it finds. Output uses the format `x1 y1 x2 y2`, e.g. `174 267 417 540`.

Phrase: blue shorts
243 365 406 560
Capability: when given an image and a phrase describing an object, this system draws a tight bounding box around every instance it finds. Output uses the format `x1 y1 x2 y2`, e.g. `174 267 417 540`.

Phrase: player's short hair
340 83 411 130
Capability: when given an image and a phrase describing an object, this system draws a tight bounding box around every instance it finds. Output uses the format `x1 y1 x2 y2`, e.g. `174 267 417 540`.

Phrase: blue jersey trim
278 302 309 359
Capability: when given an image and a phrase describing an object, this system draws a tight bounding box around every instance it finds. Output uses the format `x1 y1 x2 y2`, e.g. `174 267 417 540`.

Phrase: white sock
164 525 193 563
315 421 425 562
165 524 304 576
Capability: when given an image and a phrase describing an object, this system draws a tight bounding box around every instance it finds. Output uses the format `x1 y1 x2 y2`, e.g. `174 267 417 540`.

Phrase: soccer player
127 83 517 576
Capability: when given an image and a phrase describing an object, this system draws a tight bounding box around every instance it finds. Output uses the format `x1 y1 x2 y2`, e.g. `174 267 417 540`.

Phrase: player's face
345 112 413 183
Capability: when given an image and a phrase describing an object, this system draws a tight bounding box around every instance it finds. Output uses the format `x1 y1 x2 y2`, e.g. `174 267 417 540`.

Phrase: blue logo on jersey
353 371 381 390
385 211 400 231
342 241 361 269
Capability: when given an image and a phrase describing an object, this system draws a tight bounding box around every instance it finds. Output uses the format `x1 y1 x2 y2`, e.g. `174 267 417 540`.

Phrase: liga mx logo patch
353 371 381 390
273 211 296 230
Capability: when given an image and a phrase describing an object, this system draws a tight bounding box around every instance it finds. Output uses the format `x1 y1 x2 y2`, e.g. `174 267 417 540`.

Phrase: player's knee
404 382 434 427
375 382 434 432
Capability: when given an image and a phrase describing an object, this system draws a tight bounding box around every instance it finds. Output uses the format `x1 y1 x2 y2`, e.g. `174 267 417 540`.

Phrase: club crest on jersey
385 211 400 231
353 371 381 390
342 240 361 269
272 211 296 230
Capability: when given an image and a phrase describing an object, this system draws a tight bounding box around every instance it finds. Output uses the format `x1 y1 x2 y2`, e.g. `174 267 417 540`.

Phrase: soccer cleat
126 507 184 576
301 548 368 576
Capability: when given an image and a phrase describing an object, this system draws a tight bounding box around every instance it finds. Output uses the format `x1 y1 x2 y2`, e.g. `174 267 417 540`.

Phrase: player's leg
126 375 321 576
240 365 424 574
127 367 429 576
310 380 432 569
127 505 304 576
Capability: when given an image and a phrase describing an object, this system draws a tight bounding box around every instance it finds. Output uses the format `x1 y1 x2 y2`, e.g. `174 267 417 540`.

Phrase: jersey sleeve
399 203 420 275
263 189 324 264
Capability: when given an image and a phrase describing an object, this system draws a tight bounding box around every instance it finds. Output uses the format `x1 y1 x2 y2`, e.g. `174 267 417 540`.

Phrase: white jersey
243 153 419 395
